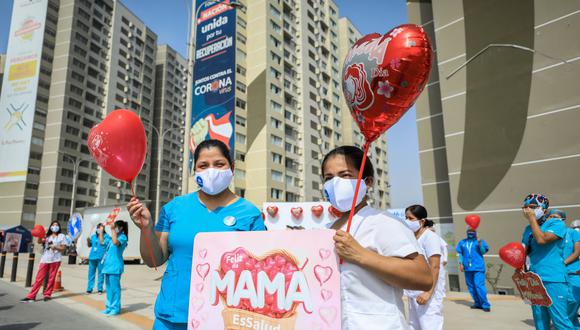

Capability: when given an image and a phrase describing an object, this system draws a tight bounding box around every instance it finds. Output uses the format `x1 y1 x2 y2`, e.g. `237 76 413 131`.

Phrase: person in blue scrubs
101 220 128 316
456 228 491 311
563 217 580 327
86 223 110 294
127 139 265 330
521 193 574 330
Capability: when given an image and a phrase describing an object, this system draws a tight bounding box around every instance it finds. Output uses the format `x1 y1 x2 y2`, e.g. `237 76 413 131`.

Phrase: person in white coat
404 205 445 330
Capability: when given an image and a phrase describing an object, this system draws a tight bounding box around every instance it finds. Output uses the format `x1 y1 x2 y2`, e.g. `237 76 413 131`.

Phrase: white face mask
534 208 545 221
404 219 421 233
195 168 233 195
50 226 59 233
323 177 367 212
115 228 120 234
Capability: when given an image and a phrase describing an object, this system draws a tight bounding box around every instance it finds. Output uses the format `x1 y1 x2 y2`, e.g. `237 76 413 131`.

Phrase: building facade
408 0 580 293
187 0 391 208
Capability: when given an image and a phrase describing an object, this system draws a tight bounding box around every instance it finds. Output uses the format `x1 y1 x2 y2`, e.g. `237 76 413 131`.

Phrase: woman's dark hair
46 220 62 237
405 204 434 228
321 146 374 179
193 139 233 167
115 220 128 240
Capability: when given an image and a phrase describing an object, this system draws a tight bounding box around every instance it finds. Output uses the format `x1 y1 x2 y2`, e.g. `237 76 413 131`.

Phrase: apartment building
408 0 580 293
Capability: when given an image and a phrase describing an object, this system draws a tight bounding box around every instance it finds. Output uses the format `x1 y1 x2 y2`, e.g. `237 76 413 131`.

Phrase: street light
182 0 245 193
58 152 90 221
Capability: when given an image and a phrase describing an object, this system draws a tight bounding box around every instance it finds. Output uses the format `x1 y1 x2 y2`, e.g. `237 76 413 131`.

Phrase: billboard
0 0 48 182
189 0 237 173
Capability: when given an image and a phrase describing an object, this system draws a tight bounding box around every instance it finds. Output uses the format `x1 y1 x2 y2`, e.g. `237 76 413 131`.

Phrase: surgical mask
195 168 233 195
115 228 120 234
323 177 367 212
404 219 421 233
50 226 59 233
467 231 477 239
534 208 545 221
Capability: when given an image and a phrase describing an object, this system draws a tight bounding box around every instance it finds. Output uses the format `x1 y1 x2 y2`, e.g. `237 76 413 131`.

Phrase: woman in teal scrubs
86 223 110 294
563 217 580 327
127 139 265 330
101 220 128 316
521 194 574 330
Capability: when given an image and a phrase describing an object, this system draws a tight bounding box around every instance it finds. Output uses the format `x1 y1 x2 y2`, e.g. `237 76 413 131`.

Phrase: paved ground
0 253 534 329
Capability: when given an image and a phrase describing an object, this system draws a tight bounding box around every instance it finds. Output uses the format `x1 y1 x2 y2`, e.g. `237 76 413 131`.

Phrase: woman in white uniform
404 205 445 330
322 146 432 330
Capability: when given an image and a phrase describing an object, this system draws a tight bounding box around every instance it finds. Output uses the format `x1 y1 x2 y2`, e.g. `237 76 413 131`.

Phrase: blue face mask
467 231 477 239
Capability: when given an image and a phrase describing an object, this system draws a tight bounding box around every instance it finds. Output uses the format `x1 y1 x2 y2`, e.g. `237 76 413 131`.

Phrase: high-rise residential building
0 0 160 227
187 0 391 206
338 17 390 209
408 0 580 293
151 44 187 218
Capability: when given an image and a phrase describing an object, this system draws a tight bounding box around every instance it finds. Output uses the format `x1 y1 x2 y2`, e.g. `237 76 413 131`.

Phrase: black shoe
86 290 92 294
43 297 52 302
470 305 482 309
483 308 491 312
98 291 103 295
20 298 34 303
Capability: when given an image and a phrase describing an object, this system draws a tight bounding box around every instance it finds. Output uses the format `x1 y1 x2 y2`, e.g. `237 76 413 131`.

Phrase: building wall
408 0 580 293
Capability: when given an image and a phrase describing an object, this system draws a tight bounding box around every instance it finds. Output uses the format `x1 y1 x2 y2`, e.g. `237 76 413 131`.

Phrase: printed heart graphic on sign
311 205 324 217
196 263 210 280
291 207 303 219
328 206 342 218
195 283 204 292
319 249 331 260
314 265 333 286
190 318 200 329
320 289 333 301
199 248 208 259
191 297 204 312
266 205 279 217
217 247 307 319
319 306 337 325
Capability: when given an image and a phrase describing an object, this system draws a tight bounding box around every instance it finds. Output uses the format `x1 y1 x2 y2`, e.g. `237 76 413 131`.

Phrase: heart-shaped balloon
465 214 481 229
311 205 324 218
31 224 46 238
499 242 526 269
88 109 147 183
291 207 303 219
342 25 432 142
266 205 279 217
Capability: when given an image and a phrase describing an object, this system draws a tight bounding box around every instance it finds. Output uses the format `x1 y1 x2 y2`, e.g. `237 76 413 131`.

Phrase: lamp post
182 0 245 194
59 152 90 220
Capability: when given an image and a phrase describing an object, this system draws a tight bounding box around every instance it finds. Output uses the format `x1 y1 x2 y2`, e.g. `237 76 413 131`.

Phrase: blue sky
0 0 422 208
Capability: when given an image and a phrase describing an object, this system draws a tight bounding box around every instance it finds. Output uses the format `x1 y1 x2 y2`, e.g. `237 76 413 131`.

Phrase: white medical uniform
333 206 420 330
405 230 445 330
438 237 448 298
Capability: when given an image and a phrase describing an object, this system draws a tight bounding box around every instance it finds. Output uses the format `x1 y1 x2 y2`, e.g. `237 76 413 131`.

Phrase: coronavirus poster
189 230 341 330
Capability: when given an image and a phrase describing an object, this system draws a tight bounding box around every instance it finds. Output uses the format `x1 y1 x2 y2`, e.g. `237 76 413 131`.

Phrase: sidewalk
0 253 534 329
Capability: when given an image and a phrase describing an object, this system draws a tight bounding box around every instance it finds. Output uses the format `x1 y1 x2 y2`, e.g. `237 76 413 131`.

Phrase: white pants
408 294 444 330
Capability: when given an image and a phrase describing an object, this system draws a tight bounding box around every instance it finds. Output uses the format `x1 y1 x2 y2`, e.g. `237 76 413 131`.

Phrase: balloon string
130 181 158 270
340 141 371 265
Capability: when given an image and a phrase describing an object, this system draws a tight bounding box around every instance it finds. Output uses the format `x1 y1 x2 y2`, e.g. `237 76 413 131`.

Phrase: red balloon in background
31 224 46 238
465 214 481 229
342 24 432 142
499 242 526 269
88 109 147 183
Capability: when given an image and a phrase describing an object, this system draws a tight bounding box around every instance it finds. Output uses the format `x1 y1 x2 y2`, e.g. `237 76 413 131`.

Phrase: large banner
0 0 48 182
189 230 341 330
189 0 237 173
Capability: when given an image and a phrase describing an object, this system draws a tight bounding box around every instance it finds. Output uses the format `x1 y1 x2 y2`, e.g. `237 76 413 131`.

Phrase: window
236 48 246 60
30 151 43 160
271 52 281 65
272 152 282 164
270 84 281 95
270 36 281 49
236 153 246 162
271 21 282 34
235 133 246 144
270 101 282 113
271 188 282 199
33 122 45 131
235 169 246 180
236 81 246 93
270 118 281 129
237 32 246 44
312 181 320 190
238 17 247 29
31 137 43 146
64 139 78 150
270 68 281 80
236 65 246 76
235 115 246 127
271 135 283 146
271 170 283 182
270 5 281 19
236 98 246 110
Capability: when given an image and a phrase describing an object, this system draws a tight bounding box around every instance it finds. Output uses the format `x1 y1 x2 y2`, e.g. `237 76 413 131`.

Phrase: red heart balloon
31 224 45 238
311 205 324 218
328 206 342 218
465 214 481 229
88 109 147 183
499 242 526 269
291 207 303 219
266 205 279 217
342 24 432 142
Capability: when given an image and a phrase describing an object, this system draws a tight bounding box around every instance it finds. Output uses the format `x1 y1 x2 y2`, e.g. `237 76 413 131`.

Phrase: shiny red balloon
88 109 147 183
342 24 432 142
465 214 481 229
31 224 46 238
499 242 526 269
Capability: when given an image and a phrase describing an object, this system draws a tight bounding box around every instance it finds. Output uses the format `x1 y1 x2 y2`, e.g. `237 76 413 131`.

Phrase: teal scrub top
563 229 580 274
521 219 567 282
102 233 127 275
88 233 110 261
456 238 489 272
154 192 265 324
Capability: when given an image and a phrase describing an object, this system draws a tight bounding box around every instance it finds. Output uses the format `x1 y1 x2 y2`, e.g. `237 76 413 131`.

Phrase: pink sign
188 230 341 330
